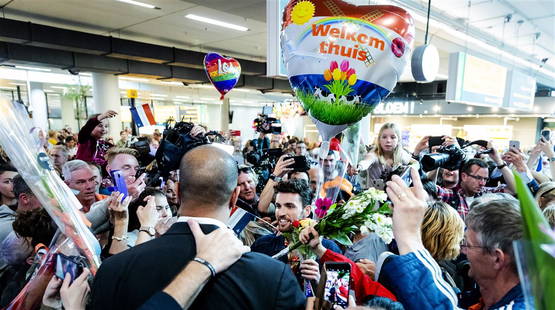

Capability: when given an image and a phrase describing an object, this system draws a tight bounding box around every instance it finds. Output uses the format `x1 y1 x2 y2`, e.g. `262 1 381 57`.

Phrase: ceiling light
79 73 92 77
150 93 168 97
176 95 190 99
9 82 26 86
466 106 473 112
120 76 149 82
185 14 249 32
160 81 183 86
433 105 441 112
15 66 51 72
491 107 500 112
116 0 159 9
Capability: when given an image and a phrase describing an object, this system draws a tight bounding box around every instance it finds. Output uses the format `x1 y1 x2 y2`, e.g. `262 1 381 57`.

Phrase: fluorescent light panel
185 14 249 32
116 0 159 9
15 66 51 72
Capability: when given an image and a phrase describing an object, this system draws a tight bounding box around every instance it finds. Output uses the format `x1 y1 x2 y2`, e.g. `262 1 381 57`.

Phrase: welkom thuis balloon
281 0 414 155
204 52 241 100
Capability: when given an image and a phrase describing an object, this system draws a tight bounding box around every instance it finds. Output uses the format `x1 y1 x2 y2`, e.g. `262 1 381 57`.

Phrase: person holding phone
358 123 417 190
75 110 117 166
298 226 397 304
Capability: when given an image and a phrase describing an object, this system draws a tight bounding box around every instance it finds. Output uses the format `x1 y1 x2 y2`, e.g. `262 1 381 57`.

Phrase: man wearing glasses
436 157 516 219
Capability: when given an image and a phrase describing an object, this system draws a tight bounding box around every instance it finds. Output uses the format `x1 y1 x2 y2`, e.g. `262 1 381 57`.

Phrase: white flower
362 213 393 244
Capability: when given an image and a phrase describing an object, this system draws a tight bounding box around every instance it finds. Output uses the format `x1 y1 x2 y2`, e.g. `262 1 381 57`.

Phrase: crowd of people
0 109 553 310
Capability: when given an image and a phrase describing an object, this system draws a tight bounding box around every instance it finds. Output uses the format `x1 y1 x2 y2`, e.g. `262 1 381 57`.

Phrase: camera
421 144 467 172
253 114 281 134
245 148 283 192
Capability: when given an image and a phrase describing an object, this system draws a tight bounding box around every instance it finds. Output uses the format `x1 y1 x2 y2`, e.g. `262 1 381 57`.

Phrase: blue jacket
380 249 526 310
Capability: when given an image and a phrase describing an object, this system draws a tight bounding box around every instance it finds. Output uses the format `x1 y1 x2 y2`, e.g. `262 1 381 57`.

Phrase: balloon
204 52 241 100
281 0 414 128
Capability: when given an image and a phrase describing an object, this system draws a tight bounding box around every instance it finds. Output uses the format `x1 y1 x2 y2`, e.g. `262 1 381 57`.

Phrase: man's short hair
179 145 238 207
13 175 33 198
50 145 68 157
274 179 313 207
105 147 139 164
65 136 75 143
461 158 488 175
465 198 523 273
62 160 90 181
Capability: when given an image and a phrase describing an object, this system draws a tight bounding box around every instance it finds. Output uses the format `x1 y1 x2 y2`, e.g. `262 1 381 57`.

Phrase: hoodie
0 205 16 244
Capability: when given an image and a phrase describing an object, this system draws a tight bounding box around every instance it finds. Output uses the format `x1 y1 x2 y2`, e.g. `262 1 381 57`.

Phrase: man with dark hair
90 145 306 310
0 165 18 243
252 179 341 261
436 157 515 219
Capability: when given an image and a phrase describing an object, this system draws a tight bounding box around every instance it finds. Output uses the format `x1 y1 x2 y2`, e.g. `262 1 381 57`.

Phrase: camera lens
421 153 450 172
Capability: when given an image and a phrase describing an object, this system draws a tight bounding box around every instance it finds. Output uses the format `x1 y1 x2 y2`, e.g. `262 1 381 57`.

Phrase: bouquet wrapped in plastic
275 188 391 259
0 99 101 273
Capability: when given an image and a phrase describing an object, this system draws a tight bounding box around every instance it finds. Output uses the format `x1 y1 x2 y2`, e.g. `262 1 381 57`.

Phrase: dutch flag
130 104 156 127
228 207 256 236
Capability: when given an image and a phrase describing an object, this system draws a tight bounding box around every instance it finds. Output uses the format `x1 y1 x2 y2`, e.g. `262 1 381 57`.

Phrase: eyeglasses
466 174 489 183
460 240 488 251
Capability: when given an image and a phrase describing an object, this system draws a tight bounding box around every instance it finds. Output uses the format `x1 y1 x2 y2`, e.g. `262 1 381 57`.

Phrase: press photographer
417 137 517 218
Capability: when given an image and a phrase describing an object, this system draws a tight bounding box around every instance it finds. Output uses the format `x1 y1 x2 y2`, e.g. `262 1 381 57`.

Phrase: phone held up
322 262 351 309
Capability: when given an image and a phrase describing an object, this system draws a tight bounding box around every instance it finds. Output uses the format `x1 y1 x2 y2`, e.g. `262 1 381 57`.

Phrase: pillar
220 98 230 132
61 95 78 132
29 82 49 131
91 73 122 140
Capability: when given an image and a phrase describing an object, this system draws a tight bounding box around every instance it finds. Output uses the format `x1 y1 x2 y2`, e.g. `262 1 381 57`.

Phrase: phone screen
324 263 351 308
399 166 412 186
509 140 520 150
110 170 129 200
289 156 310 172
55 254 83 284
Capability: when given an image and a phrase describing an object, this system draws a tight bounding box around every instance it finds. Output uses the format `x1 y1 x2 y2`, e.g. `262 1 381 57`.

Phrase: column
61 95 78 132
92 73 122 140
220 98 230 132
29 82 49 131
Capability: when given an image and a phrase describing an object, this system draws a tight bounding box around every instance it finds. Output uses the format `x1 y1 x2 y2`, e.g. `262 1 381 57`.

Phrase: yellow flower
348 73 357 85
291 1 316 25
299 219 313 228
341 71 347 80
332 68 342 81
324 69 332 81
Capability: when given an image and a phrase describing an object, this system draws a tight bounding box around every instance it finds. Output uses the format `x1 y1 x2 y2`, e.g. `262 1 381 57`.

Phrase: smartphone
55 254 83 284
399 166 413 186
509 140 520 150
369 179 385 191
288 155 310 172
542 130 551 141
428 136 444 150
323 262 351 309
110 170 128 200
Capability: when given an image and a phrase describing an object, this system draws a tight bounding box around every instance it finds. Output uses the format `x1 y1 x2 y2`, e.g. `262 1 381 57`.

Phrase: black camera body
421 144 467 172
253 114 281 134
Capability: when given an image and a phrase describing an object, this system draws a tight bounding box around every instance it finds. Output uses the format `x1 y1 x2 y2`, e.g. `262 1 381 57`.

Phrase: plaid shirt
436 184 507 219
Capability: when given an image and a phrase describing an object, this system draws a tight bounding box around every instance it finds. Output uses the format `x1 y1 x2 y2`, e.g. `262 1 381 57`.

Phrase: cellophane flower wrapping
285 188 391 256
0 99 101 274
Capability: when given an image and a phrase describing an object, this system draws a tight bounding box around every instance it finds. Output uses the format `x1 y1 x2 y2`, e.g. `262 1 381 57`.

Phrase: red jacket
321 249 397 303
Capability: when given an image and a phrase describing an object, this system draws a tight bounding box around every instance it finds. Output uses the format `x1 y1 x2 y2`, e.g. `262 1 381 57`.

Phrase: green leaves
323 80 354 97
296 90 374 125
514 172 555 309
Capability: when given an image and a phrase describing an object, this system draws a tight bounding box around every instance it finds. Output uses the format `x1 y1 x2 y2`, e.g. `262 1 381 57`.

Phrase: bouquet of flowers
0 99 101 274
274 188 391 259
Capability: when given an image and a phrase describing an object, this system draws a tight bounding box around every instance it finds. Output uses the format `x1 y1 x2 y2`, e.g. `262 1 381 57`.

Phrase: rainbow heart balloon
281 0 414 127
204 52 241 100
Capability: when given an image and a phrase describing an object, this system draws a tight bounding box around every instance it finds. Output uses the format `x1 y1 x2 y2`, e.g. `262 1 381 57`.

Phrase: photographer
434 142 516 218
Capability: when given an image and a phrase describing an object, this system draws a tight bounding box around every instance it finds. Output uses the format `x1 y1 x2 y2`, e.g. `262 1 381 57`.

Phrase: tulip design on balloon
281 0 415 157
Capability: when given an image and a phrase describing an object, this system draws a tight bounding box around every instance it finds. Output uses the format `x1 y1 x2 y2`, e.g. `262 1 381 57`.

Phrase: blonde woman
421 201 465 291
358 123 417 188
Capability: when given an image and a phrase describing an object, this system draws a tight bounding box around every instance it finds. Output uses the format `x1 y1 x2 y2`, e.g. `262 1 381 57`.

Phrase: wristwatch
269 174 283 183
496 163 507 170
139 226 156 237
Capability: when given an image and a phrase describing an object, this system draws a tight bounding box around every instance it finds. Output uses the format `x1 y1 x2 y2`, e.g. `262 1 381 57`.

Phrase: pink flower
330 61 338 71
340 60 349 72
346 68 355 77
315 197 333 218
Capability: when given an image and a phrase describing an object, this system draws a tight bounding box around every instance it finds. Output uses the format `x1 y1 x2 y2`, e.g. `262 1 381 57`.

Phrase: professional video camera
154 121 211 179
420 139 491 172
253 106 282 135
245 148 283 191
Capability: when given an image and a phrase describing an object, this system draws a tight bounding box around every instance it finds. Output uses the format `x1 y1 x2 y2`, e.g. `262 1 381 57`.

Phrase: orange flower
324 69 332 81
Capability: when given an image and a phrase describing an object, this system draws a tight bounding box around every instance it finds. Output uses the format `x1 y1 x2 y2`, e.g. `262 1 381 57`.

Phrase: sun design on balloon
291 0 315 25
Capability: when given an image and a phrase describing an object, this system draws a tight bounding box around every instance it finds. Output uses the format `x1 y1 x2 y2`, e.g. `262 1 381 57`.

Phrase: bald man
90 145 305 310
